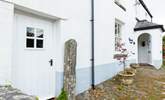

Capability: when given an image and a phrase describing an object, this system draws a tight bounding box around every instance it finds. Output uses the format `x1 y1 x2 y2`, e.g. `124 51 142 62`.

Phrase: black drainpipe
91 0 95 89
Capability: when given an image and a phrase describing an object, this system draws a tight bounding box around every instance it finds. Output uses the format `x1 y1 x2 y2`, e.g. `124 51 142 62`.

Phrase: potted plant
114 41 136 85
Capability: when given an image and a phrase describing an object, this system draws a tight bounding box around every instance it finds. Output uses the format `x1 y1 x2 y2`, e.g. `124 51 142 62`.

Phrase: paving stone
158 81 165 85
76 66 165 99
162 86 165 88
0 86 36 100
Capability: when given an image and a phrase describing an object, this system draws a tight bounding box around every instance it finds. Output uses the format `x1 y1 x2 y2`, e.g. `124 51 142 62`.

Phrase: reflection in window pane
36 28 44 38
26 39 34 48
27 27 34 37
36 39 43 48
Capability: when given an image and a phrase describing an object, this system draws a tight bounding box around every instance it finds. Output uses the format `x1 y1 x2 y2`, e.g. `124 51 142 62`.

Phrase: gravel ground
76 65 165 100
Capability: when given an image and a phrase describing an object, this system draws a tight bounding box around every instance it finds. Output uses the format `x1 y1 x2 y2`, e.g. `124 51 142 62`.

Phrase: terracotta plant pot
118 68 136 85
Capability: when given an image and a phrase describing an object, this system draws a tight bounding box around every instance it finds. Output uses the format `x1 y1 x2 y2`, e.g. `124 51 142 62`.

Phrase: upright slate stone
64 39 77 100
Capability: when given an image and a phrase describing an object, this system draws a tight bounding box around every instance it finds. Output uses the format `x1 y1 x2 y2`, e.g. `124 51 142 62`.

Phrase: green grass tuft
57 88 68 100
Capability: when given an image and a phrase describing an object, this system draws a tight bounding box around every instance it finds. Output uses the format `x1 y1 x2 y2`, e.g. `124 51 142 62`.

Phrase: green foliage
161 64 165 69
117 84 124 91
35 96 39 100
4 85 12 88
163 36 165 45
148 95 157 100
57 88 68 100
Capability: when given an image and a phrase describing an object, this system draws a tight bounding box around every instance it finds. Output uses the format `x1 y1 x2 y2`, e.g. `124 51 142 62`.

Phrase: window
26 27 44 49
115 20 123 51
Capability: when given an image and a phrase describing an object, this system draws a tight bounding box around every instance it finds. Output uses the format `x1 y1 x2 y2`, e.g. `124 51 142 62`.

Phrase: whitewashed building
0 0 164 99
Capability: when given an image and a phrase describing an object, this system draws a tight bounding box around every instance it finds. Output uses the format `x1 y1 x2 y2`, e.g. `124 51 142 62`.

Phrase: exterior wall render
0 0 14 84
0 0 162 98
55 59 136 95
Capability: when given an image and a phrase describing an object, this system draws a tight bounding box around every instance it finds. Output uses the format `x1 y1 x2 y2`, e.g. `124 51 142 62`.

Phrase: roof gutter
91 0 95 89
139 0 153 21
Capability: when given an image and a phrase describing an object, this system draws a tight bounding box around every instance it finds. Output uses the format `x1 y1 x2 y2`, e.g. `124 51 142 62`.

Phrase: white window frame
115 19 124 52
25 27 45 50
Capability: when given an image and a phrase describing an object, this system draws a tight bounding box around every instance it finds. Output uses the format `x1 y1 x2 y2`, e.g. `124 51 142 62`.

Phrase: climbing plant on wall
163 36 165 65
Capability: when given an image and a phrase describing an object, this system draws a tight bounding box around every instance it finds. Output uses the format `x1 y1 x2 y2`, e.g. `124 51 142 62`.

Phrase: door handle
49 59 53 66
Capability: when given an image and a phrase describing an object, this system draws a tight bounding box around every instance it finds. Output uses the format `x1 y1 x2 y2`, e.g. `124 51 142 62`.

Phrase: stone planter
118 68 136 85
130 63 141 69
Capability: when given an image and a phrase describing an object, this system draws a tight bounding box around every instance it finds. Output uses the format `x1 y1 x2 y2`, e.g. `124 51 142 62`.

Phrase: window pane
27 27 34 37
118 24 121 35
115 23 117 35
36 39 43 48
115 21 123 51
26 39 34 48
36 28 44 38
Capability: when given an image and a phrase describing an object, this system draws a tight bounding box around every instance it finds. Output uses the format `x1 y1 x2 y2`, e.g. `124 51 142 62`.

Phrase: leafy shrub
35 96 39 100
57 88 68 100
161 64 165 69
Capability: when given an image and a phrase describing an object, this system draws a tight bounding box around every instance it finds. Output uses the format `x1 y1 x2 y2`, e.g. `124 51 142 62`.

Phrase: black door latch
49 59 53 66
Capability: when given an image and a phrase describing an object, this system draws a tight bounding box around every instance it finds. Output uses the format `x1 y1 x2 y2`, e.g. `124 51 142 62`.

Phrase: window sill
24 48 45 51
115 1 126 11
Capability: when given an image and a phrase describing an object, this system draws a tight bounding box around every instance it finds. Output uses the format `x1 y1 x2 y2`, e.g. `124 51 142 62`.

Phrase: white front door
13 12 56 99
138 34 151 64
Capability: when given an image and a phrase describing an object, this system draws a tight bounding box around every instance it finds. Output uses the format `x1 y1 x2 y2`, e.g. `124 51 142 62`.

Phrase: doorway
13 12 56 98
138 33 151 64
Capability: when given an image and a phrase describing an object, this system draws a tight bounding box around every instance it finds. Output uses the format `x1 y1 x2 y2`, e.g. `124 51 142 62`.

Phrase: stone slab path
0 86 36 100
160 82 165 100
76 65 165 100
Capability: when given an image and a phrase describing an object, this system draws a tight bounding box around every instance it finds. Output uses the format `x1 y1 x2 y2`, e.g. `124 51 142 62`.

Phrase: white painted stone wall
1 0 151 74
0 1 13 84
0 0 161 98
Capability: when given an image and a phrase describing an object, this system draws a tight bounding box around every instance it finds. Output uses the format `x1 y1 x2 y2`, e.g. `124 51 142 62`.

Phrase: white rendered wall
0 0 158 96
0 0 152 72
59 0 138 69
60 0 91 69
151 29 163 68
12 0 61 18
0 1 13 84
1 0 150 71
134 0 151 21
54 0 155 95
